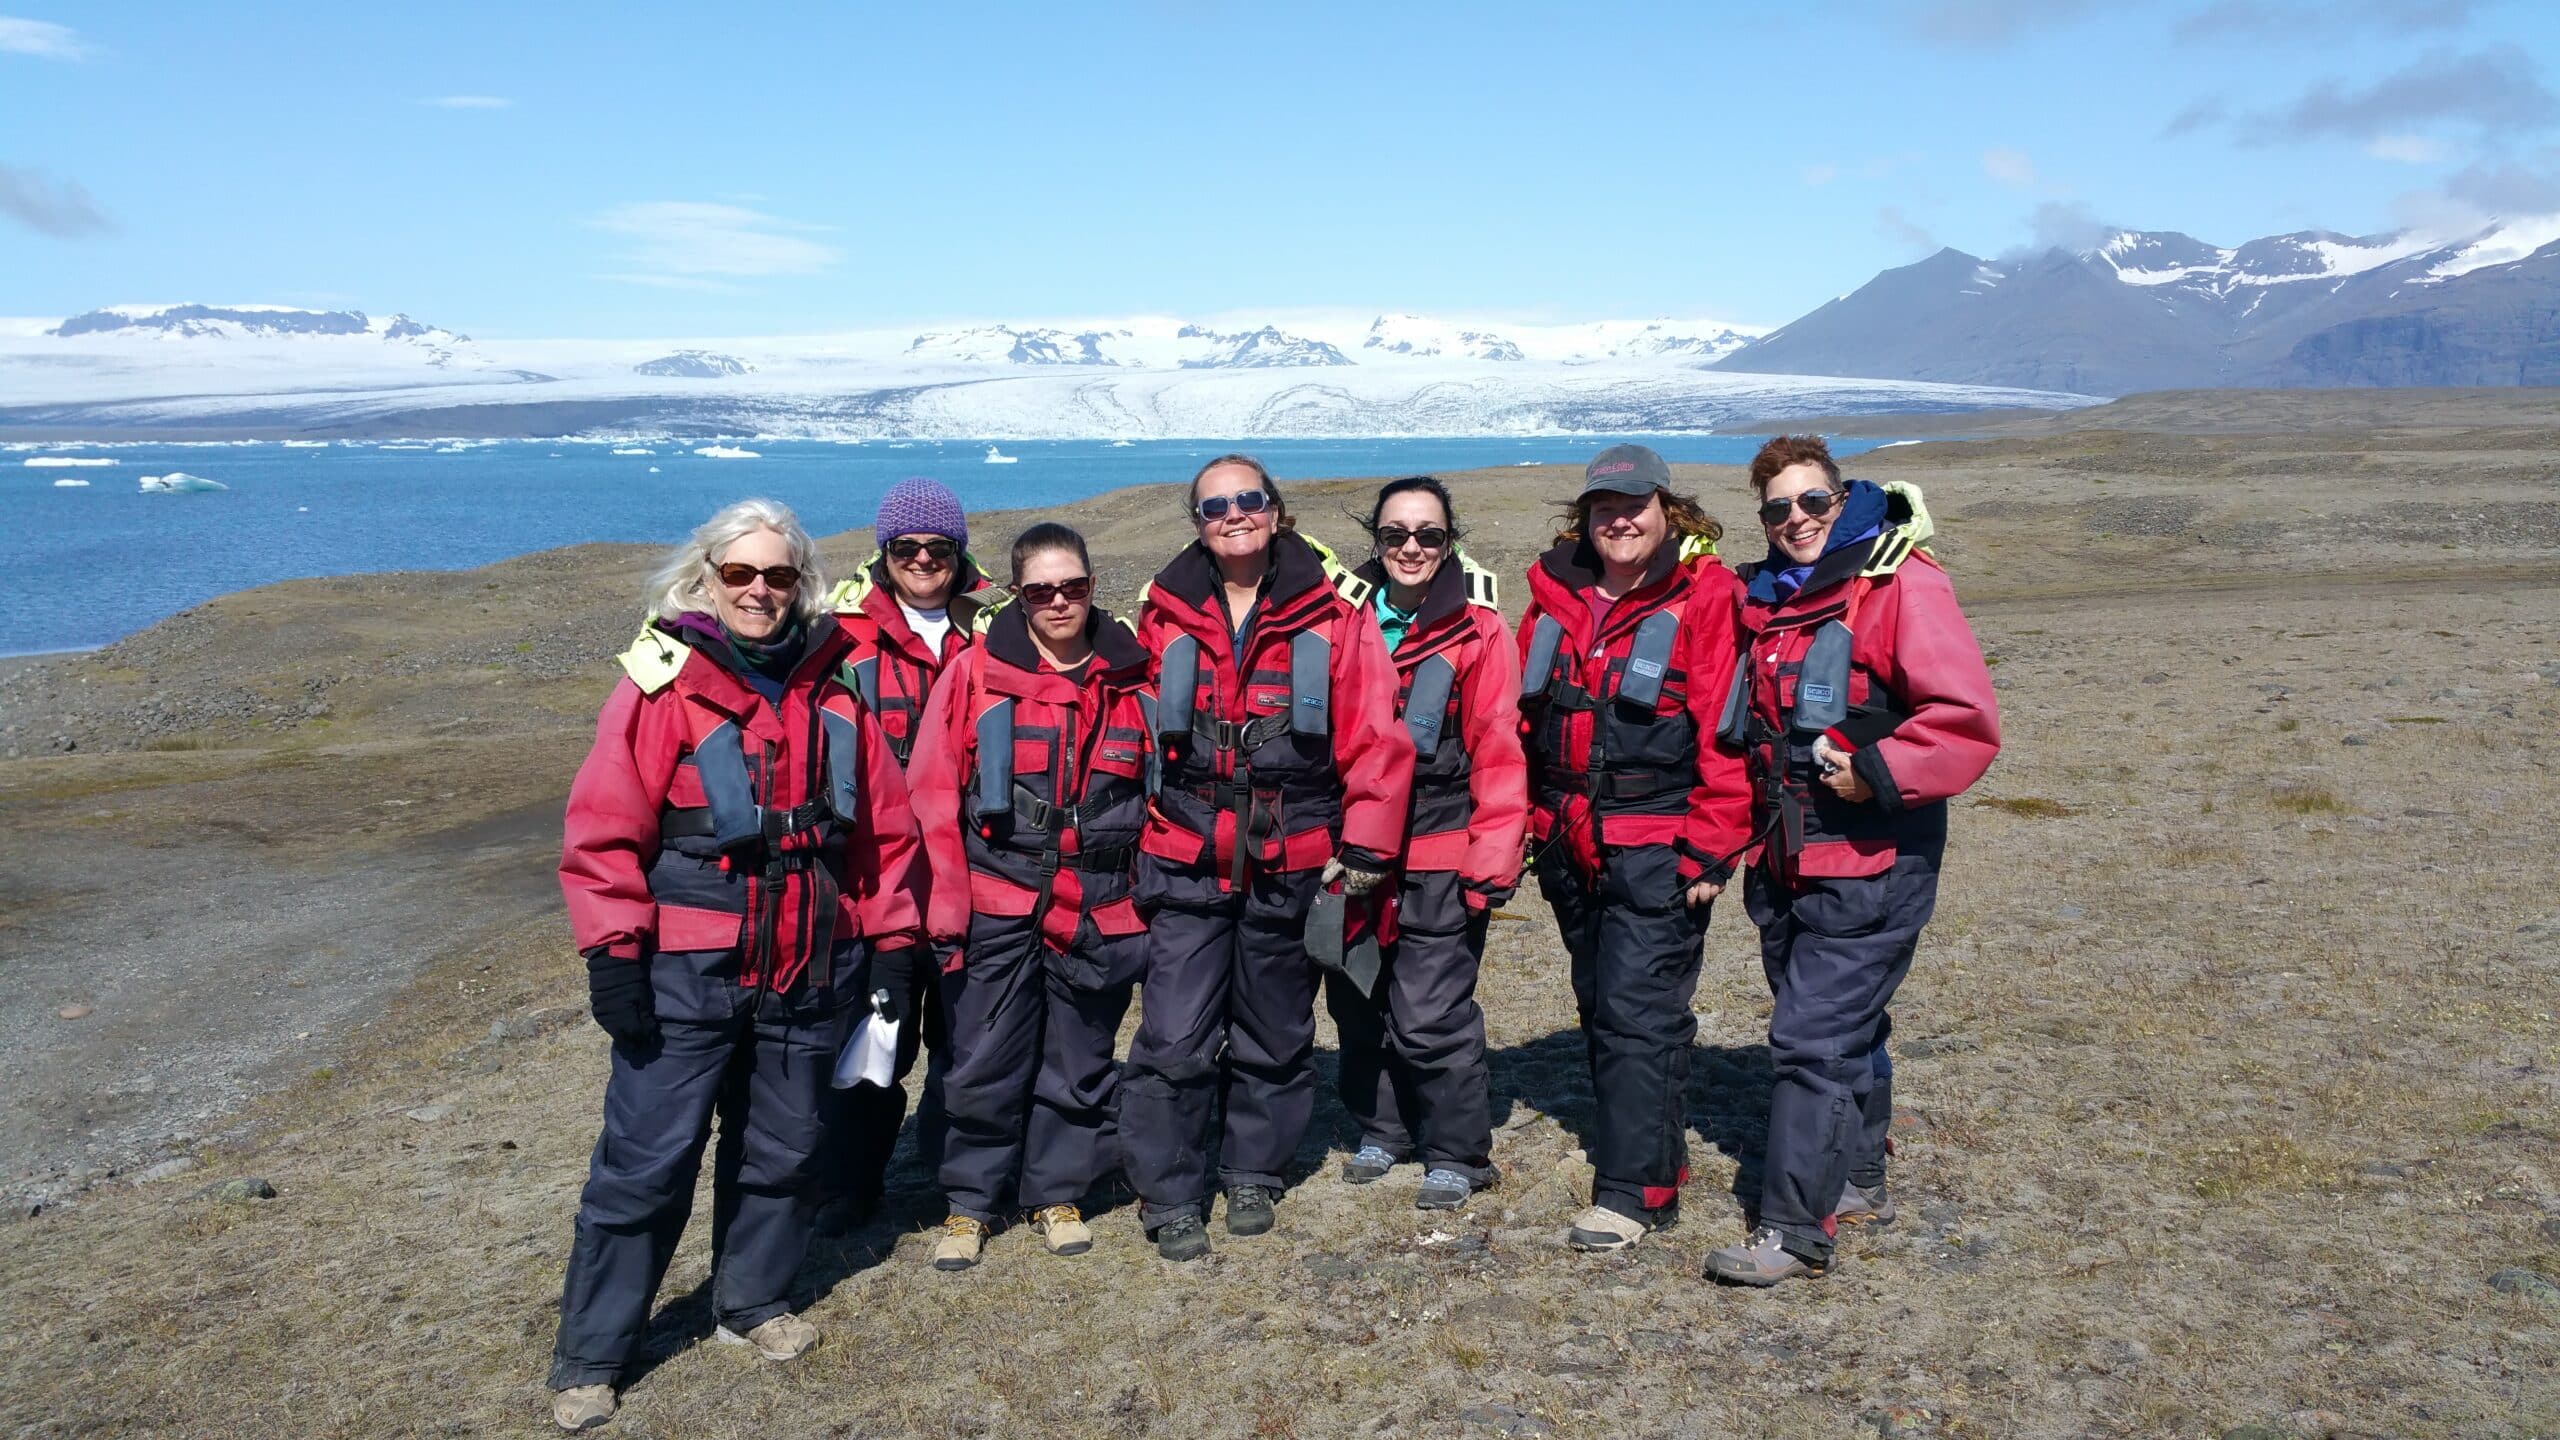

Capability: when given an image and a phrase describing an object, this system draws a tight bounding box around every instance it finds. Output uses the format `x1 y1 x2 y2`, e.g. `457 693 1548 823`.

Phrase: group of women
544 440 2002 1430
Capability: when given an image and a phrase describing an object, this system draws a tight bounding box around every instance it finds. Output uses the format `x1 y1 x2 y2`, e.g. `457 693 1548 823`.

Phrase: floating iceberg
693 445 759 459
26 456 117 467
139 472 228 493
53 477 90 488
282 439 328 448
611 447 654 456
983 445 1019 464
1108 439 1134 447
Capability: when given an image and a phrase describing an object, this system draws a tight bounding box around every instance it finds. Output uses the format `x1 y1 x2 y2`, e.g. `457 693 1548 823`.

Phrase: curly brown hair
1552 487 1724 548
1747 434 1841 494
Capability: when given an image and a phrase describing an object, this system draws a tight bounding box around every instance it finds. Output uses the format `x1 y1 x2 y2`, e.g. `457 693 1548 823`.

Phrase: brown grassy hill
1 421 2556 1438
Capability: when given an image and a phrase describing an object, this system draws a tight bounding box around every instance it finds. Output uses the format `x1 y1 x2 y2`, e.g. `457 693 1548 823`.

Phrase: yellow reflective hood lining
1457 550 1500 611
1300 533 1375 610
1678 530 1720 563
616 625 689 694
1862 480 1936 579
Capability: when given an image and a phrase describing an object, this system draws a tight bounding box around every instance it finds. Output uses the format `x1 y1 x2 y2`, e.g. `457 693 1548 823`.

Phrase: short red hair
1748 434 1841 494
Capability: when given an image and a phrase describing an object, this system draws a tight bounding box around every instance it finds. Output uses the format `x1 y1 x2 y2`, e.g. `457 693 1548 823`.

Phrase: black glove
865 944 918 1025
584 949 658 1049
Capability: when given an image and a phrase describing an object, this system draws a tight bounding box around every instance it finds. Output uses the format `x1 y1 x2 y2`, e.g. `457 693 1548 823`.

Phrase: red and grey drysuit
1122 530 1415 1225
820 555 999 1206
1723 479 1999 1265
1518 532 1752 1223
551 617 924 1390
1321 552 1526 1187
906 602 1156 1225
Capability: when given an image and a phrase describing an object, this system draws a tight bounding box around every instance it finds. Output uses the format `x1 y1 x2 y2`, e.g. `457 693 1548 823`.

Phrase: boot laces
943 1214 988 1239
1034 1203 1081 1227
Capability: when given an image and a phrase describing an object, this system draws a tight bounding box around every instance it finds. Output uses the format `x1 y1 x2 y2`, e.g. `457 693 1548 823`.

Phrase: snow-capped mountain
52 304 470 347
1364 314 1525 361
906 326 1125 365
1718 217 2560 393
633 350 755 378
1174 324 1352 368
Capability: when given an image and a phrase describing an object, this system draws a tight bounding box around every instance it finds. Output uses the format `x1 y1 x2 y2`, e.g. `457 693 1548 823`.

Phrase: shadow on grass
1485 1027 1777 1218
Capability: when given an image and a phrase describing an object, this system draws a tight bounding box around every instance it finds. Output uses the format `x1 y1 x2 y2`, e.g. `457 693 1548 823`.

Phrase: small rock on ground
1457 1403 1551 1436
56 1004 92 1021
131 1157 199 1184
2486 1268 2560 1307
202 1177 277 1204
403 1103 456 1124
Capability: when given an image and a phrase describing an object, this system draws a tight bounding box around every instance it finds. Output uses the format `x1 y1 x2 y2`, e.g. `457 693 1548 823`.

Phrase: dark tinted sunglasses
887 537 958 562
1015 576 1092 607
1193 489 1272 522
1375 525 1450 552
1757 488 1847 526
715 562 802 590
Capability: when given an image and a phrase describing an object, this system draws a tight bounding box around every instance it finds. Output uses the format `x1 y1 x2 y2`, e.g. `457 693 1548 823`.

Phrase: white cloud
1982 147 2037 187
421 95 512 109
2366 133 2448 163
0 15 85 58
592 201 839 289
0 163 110 236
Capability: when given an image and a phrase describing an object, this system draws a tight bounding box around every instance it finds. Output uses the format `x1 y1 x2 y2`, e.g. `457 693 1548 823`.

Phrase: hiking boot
1566 1204 1650 1252
716 1311 819 1360
1835 1180 1897 1228
1154 1212 1210 1262
1224 1184 1277 1237
1031 1203 1093 1257
1341 1144 1398 1185
1704 1226 1829 1287
932 1215 989 1271
1416 1168 1474 1210
551 1384 615 1431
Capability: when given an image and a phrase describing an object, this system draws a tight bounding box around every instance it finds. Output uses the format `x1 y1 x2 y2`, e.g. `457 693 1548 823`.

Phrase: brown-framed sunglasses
715 562 803 590
1015 576 1093 607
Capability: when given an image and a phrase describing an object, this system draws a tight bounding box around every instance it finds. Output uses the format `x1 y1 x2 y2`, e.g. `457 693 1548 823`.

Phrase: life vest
612 620 866 991
1358 550 1505 871
1141 530 1379 890
827 553 996 765
1724 480 1933 869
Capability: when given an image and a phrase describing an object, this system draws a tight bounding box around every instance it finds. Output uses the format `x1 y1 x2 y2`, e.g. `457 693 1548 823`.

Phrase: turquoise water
7 434 1904 652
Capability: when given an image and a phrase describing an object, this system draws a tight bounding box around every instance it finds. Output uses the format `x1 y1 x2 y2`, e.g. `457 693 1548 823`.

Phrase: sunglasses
714 562 802 590
887 537 958 562
1193 489 1272 523
1015 576 1092 607
1375 525 1450 552
1757 488 1847 526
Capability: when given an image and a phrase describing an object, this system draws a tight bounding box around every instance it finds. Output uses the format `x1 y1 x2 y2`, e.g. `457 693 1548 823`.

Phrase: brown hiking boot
551 1384 616 1431
716 1311 818 1360
1704 1226 1829 1287
1031 1203 1093 1256
932 1215 989 1271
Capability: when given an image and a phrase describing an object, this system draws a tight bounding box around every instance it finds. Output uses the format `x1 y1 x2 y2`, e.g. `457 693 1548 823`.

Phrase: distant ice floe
611 447 654 456
139 472 228 493
53 477 90 487
647 466 661 473
1875 440 1923 448
1108 439 1134 447
693 445 759 459
282 439 328 448
26 456 118 467
984 445 1019 464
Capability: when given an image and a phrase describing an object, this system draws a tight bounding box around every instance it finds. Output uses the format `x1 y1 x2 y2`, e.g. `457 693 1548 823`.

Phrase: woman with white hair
546 498 927 1431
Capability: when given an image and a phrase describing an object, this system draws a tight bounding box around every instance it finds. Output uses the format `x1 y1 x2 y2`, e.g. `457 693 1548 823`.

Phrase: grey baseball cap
1580 443 1671 498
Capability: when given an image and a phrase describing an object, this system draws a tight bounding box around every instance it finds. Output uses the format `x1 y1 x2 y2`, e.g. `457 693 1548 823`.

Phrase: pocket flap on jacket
969 870 1040 918
656 903 743 954
1090 896 1146 937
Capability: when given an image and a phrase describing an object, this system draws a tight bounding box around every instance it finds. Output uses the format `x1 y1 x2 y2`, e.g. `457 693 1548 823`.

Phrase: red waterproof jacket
908 603 1155 959
561 617 925 993
829 554 1001 766
1730 481 2000 882
1351 552 1527 906
1518 533 1754 886
1136 530 1414 886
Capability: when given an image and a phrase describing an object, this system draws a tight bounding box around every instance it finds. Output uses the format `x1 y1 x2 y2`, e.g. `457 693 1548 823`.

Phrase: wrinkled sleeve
1331 604 1417 868
1676 570 1755 885
1458 611 1528 897
560 679 678 961
847 712 927 950
1860 559 2002 811
1513 588 1556 837
905 650 977 945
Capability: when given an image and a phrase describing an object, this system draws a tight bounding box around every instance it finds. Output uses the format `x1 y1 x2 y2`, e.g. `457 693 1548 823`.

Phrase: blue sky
3 2 2555 337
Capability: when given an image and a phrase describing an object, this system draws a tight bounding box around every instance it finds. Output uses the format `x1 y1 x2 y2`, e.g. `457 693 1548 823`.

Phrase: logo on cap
1591 461 1638 477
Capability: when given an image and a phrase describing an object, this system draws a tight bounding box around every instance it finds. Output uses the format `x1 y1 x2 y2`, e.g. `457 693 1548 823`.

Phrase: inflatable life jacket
827 554 997 765
1355 549 1508 871
611 620 867 990
1138 529 1408 890
1722 480 1933 869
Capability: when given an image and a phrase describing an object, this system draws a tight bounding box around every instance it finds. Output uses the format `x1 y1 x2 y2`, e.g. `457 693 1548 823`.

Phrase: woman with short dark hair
1702 434 2000 1287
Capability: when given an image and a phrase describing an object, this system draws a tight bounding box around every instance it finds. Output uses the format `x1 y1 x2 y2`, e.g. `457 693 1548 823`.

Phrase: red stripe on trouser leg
1821 1213 1838 1238
1639 1166 1689 1211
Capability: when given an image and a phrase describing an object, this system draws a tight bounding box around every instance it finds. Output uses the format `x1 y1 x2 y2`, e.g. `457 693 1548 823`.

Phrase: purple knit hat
874 477 967 552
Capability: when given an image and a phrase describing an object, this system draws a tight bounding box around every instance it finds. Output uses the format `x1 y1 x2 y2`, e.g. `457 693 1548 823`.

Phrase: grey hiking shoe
1224 1184 1277 1236
551 1384 615 1431
1416 1168 1474 1210
1835 1180 1897 1228
1342 1144 1398 1184
1704 1226 1828 1287
1155 1212 1210 1262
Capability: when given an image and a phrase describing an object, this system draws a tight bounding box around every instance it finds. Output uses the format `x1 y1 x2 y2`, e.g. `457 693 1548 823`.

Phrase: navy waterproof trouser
1535 843 1710 1221
548 943 849 1389
1122 857 1325 1226
1322 870 1497 1185
821 960 944 1207
1742 847 1940 1263
938 908 1137 1223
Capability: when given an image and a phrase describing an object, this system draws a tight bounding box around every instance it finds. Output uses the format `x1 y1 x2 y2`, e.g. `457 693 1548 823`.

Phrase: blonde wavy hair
642 498 830 626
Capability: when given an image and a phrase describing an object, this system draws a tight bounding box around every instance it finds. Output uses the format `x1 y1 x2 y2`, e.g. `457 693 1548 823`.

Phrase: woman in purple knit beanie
876 477 969 553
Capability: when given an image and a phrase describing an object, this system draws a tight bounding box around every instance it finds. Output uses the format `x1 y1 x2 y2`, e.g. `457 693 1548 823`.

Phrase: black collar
985 601 1149 679
1150 528 1326 611
1352 551 1467 632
